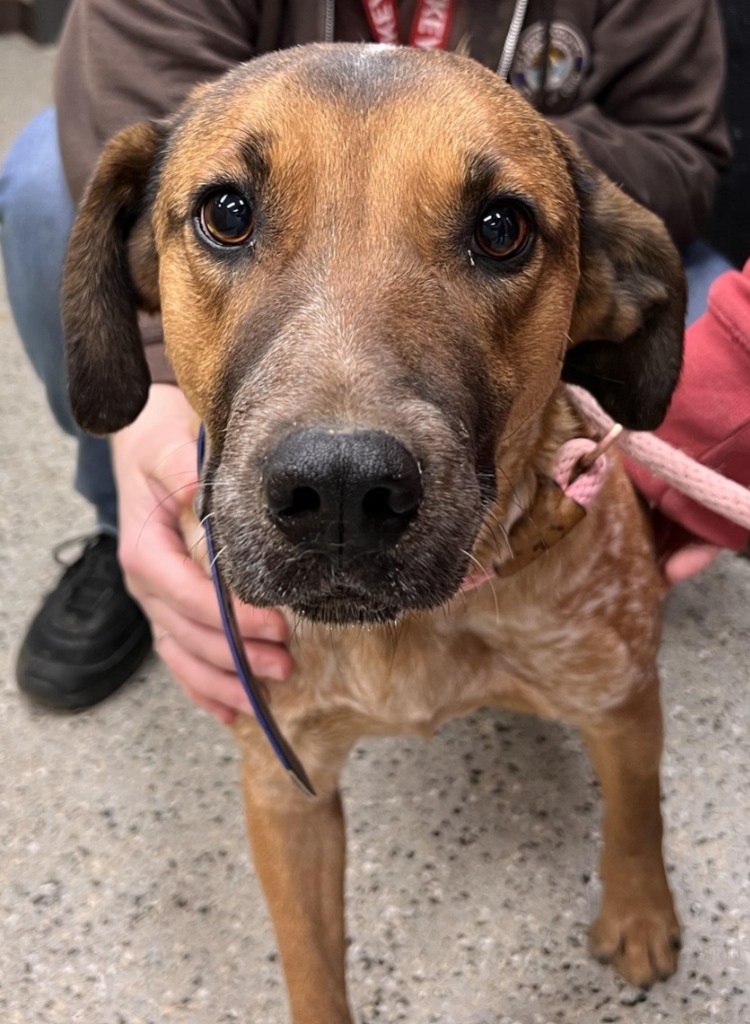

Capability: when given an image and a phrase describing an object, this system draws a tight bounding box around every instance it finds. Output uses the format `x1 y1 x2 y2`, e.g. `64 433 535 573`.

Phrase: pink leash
566 384 750 531
460 384 750 595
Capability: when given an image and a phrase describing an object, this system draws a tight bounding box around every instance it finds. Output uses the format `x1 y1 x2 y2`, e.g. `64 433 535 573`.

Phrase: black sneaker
16 534 152 710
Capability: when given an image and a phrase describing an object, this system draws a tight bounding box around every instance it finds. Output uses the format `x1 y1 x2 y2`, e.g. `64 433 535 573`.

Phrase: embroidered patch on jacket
510 21 589 109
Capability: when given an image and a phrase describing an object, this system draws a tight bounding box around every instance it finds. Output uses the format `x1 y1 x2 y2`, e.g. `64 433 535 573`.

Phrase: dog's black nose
264 429 422 561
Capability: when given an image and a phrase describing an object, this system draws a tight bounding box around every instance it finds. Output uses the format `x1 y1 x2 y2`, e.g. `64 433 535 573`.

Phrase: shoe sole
16 625 153 711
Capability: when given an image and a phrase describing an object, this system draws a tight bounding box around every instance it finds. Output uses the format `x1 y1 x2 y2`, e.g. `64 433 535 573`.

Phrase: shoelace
53 535 115 616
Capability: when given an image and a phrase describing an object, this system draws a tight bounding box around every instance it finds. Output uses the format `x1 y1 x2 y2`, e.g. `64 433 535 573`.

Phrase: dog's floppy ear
557 136 685 430
62 120 166 435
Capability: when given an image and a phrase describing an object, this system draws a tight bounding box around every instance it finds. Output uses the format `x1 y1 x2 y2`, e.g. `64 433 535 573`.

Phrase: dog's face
63 45 684 624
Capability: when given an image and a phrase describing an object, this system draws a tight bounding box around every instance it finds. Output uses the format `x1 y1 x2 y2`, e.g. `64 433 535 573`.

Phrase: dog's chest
280 480 661 737
285 580 646 737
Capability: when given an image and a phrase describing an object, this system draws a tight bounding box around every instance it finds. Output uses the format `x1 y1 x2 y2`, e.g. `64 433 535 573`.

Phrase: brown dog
62 44 686 1023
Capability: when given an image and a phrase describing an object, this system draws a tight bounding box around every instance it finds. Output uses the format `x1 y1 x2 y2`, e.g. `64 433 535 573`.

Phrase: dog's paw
589 897 681 988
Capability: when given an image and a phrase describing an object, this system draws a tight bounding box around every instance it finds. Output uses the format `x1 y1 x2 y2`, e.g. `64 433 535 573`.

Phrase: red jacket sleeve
627 262 750 551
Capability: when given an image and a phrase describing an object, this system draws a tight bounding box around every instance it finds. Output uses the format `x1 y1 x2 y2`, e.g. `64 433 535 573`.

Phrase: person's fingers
663 544 720 585
110 388 293 725
149 596 293 679
180 684 238 726
148 453 200 509
155 633 254 717
232 597 291 645
121 521 289 643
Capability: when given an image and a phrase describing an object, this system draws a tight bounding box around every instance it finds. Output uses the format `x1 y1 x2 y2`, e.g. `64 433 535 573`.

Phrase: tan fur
62 46 687 1023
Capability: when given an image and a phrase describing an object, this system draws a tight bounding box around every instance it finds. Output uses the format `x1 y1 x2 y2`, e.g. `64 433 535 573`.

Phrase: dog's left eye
473 201 532 261
199 190 255 246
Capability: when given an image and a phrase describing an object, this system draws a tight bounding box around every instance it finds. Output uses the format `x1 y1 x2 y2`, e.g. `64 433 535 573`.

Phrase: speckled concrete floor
1 31 749 1024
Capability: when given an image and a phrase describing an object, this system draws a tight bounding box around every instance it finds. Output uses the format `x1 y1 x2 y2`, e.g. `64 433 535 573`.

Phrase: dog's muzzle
210 414 484 625
263 428 423 565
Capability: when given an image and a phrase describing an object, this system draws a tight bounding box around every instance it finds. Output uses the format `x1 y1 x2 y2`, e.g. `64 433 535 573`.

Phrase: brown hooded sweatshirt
54 0 730 380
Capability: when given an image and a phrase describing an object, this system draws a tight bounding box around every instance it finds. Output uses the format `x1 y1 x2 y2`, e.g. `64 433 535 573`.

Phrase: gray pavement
1 31 749 1024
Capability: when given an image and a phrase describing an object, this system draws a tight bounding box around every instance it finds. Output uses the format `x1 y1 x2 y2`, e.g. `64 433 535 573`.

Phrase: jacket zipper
497 0 529 79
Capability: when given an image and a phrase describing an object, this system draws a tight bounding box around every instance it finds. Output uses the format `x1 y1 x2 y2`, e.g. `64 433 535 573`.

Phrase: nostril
284 486 321 518
362 486 395 521
266 479 322 520
362 480 421 521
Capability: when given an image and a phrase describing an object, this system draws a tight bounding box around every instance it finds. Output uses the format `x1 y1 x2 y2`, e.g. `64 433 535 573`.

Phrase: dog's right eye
198 190 255 246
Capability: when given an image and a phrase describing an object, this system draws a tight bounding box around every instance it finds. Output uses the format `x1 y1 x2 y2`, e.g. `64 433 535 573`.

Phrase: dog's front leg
238 727 353 1024
581 678 681 988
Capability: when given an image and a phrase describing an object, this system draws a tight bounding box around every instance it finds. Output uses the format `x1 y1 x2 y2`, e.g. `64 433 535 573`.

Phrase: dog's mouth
288 574 402 624
222 555 472 626
292 594 401 626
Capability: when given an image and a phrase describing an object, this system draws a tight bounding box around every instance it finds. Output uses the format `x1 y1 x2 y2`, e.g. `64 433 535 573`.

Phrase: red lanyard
361 0 456 50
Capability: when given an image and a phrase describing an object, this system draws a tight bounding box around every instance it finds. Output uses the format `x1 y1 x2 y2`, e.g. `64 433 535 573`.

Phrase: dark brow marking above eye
237 132 272 183
174 131 271 228
463 153 508 207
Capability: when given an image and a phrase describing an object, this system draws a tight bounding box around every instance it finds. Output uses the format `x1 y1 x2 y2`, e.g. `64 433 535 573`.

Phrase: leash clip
568 423 623 484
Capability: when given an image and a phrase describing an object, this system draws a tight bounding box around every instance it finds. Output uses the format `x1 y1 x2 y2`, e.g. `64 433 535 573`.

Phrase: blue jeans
0 108 734 534
683 239 734 326
0 108 117 532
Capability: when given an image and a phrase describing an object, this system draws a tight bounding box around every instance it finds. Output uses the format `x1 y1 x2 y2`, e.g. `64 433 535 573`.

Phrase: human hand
111 384 293 723
651 510 720 586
